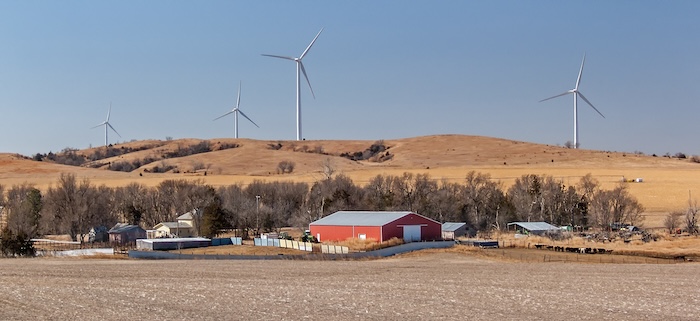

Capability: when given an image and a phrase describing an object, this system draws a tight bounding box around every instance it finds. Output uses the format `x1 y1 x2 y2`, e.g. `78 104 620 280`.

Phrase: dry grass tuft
491 231 700 259
330 237 404 252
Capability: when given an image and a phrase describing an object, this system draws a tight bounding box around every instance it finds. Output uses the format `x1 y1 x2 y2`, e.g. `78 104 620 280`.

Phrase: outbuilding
507 222 560 236
442 222 468 240
108 223 146 245
309 211 441 243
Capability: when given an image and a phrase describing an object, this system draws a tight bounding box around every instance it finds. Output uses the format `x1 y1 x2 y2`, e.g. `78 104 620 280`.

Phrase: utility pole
255 195 261 237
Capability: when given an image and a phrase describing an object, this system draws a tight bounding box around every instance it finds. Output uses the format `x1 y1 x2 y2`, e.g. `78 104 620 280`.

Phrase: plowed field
1 253 699 320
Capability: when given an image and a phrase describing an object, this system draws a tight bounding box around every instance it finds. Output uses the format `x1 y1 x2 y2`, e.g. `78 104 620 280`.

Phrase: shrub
216 142 240 151
675 152 687 159
277 160 295 174
340 140 389 162
690 155 700 163
151 162 176 173
0 229 35 257
192 161 205 171
109 161 136 172
267 142 283 150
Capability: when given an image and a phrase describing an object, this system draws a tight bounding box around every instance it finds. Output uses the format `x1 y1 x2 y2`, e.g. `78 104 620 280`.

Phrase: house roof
108 223 144 234
310 211 438 227
155 222 193 229
507 222 559 232
442 222 467 232
177 211 194 220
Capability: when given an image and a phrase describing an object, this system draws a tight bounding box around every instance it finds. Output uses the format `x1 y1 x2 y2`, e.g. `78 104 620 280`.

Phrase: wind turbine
213 82 260 138
91 103 121 147
539 53 605 149
262 28 323 141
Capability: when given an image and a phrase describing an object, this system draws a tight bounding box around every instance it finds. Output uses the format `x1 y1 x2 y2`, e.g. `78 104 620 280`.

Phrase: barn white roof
310 211 420 227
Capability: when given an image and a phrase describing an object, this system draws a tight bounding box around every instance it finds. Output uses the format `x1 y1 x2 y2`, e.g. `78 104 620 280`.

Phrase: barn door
403 225 421 242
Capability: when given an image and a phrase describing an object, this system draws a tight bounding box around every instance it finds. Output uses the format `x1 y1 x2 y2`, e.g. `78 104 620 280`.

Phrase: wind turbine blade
577 92 605 118
299 61 315 99
90 122 105 129
107 103 112 121
238 110 260 128
236 82 242 109
575 53 586 90
300 28 323 59
539 91 571 103
107 122 122 137
261 54 296 61
213 110 234 121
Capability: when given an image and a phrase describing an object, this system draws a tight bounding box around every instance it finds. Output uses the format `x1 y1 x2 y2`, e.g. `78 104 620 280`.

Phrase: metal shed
309 211 442 243
108 223 146 245
136 237 211 251
442 222 468 240
507 222 560 236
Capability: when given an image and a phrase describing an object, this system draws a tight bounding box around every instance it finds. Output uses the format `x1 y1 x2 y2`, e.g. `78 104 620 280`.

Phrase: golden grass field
2 134 699 228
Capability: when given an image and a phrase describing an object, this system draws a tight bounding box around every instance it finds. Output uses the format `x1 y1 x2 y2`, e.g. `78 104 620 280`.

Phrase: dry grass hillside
2 134 699 227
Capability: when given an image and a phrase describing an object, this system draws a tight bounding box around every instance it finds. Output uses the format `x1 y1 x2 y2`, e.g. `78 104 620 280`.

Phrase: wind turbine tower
214 82 260 138
539 53 605 149
262 28 323 141
91 103 121 147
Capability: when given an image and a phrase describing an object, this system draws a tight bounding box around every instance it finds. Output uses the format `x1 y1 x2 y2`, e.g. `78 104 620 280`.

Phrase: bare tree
463 171 508 230
321 157 336 180
307 174 362 217
392 172 421 211
362 174 401 211
428 180 462 224
217 184 252 237
507 174 542 222
4 184 42 238
577 173 600 201
0 184 5 230
686 198 699 234
588 183 645 229
664 211 684 234
114 183 148 226
43 173 108 242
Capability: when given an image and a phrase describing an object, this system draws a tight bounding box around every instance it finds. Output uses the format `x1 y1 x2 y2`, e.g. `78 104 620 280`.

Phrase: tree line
1 171 673 248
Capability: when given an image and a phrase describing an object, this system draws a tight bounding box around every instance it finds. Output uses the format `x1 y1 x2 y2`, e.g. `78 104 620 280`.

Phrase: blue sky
1 1 698 156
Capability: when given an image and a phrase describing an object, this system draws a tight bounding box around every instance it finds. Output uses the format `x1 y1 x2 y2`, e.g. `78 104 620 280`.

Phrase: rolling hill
2 134 699 227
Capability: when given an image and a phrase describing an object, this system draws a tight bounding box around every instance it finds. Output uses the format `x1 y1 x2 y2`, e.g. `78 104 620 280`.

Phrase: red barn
309 211 442 242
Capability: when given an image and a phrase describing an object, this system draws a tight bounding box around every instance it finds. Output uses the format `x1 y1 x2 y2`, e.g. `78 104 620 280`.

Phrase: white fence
320 244 349 254
254 238 314 252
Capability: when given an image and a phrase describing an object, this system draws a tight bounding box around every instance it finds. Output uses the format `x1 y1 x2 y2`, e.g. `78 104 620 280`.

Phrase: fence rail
129 241 456 260
321 244 349 254
254 238 314 252
211 237 242 246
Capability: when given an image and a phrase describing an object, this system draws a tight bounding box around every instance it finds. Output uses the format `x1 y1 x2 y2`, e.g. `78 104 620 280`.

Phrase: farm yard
1 252 699 320
2 135 700 319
